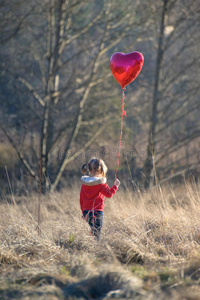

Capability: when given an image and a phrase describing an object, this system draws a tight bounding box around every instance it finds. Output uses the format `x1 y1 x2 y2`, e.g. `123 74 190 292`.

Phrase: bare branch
58 9 104 55
0 3 38 44
0 124 39 181
157 129 200 164
18 77 45 107
51 120 108 192
159 162 200 185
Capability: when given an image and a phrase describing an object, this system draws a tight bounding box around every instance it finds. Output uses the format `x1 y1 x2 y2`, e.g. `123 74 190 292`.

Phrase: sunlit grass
1 181 200 298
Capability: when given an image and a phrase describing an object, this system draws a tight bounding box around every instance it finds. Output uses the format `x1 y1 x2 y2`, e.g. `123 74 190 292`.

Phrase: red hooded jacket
80 176 118 212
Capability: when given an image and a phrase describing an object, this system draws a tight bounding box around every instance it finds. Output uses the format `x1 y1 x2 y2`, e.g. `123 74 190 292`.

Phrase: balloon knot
123 110 127 117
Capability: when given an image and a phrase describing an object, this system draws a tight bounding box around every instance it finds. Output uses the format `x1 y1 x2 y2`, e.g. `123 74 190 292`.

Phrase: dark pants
83 210 103 241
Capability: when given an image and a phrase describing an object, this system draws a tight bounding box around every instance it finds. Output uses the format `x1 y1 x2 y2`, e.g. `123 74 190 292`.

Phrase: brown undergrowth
0 181 200 299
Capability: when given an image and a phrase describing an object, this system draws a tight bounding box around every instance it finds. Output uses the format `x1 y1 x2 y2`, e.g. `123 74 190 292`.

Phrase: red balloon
110 51 144 89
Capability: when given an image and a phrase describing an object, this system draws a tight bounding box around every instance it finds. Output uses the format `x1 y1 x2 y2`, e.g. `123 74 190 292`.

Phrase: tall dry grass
1 180 200 268
1 180 200 298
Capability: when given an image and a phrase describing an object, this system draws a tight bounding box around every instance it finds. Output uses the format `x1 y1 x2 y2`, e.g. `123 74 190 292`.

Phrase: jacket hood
81 176 107 186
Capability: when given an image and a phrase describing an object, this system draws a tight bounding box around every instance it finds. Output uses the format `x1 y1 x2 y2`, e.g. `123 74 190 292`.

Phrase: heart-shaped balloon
110 51 144 89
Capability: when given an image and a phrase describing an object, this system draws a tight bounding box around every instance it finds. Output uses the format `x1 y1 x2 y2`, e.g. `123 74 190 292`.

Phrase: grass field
1 180 200 299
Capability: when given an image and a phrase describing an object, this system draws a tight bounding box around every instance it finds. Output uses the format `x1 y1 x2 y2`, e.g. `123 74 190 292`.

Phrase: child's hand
114 179 120 187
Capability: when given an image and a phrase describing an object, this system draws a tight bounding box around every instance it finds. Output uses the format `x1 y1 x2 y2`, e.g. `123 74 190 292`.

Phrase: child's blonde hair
81 158 108 177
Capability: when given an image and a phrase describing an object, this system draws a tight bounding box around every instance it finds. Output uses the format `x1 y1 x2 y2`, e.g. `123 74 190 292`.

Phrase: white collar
81 176 107 186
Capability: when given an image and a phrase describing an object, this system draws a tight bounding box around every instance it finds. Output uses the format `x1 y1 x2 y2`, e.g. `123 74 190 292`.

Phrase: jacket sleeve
80 187 83 211
100 183 118 198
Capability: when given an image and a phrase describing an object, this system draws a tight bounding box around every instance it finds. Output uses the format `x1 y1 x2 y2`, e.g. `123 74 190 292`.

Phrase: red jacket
80 176 118 212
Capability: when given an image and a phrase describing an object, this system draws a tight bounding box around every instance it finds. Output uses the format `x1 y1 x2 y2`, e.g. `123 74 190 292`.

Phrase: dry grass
1 180 200 299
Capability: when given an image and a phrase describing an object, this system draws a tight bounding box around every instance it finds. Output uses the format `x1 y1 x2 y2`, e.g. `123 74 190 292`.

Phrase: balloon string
115 88 127 180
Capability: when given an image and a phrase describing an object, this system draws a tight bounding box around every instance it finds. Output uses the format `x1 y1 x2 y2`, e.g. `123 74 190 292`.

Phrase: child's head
81 158 108 177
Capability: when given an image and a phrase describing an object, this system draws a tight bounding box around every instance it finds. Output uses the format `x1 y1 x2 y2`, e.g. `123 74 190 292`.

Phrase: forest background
1 1 200 299
0 0 200 194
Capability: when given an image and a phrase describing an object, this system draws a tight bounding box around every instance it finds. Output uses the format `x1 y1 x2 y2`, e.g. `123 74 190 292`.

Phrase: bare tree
2 0 199 192
143 0 200 187
0 0 148 192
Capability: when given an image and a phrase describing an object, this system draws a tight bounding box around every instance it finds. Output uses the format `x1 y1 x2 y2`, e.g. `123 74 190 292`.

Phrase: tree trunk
143 0 168 188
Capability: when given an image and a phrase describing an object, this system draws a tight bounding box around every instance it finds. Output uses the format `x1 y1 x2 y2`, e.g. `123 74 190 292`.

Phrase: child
80 158 120 240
